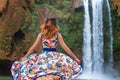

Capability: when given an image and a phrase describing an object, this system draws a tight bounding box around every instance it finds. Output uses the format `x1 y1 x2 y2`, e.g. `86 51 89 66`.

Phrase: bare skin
21 33 42 59
21 32 80 63
20 32 80 80
57 33 80 64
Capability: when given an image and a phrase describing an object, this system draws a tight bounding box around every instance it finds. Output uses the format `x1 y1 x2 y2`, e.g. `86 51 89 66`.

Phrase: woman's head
40 17 59 38
45 17 56 27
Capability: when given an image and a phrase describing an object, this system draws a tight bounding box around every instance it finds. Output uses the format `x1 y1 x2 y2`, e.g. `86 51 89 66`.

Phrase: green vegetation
24 0 120 60
0 0 120 77
0 76 11 80
31 1 84 53
110 0 120 61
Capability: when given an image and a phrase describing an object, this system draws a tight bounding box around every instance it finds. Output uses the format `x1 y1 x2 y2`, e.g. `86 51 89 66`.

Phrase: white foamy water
106 0 113 72
79 0 120 80
92 0 104 73
83 0 92 74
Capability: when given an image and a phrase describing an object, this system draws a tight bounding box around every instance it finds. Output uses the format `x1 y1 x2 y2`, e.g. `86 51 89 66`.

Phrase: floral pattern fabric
11 33 82 80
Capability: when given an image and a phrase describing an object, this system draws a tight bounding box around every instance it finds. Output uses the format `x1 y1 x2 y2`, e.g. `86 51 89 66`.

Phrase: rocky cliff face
0 0 36 60
114 0 120 16
0 0 84 61
0 0 119 61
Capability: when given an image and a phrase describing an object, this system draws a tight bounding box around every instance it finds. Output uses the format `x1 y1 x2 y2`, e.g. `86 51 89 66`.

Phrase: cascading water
92 0 104 73
83 0 104 74
79 0 116 79
83 0 92 74
106 0 113 71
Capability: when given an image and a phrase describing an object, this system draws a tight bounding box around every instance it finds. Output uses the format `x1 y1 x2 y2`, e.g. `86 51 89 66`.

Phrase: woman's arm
21 33 42 60
58 33 80 64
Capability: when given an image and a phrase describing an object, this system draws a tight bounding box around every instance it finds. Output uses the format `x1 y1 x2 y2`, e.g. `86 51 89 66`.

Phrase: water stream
78 0 119 80
106 0 113 72
92 0 104 73
83 0 92 74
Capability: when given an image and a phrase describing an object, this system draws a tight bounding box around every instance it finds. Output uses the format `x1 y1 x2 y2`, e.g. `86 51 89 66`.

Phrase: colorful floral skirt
11 51 82 80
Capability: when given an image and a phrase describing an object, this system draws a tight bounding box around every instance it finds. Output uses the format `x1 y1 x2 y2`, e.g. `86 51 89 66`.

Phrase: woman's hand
20 56 26 61
74 58 81 65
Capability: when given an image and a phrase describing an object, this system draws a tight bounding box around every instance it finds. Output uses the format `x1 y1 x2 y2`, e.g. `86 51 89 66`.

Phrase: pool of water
76 72 120 80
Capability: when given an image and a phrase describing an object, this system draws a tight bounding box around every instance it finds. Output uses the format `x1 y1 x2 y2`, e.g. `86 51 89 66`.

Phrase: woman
11 17 82 80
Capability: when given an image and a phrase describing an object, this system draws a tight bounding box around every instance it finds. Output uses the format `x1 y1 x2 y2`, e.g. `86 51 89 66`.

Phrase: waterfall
83 0 92 74
91 0 104 73
80 0 118 79
106 0 113 70
83 0 104 74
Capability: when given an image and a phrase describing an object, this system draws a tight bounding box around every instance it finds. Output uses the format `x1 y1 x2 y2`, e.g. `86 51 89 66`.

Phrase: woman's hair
40 18 59 39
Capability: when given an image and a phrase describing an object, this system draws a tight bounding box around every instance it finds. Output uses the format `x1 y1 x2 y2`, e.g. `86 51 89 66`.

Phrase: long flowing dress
11 33 82 80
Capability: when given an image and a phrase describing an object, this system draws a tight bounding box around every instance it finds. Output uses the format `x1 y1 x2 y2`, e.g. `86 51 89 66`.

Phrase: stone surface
114 0 120 16
0 0 35 60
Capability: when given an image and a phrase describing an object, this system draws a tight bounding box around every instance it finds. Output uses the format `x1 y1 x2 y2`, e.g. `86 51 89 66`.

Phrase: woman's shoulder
37 33 42 38
57 32 60 35
57 32 63 38
38 33 42 36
